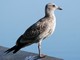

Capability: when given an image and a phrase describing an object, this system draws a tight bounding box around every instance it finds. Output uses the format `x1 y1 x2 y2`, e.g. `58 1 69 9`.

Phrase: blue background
0 0 80 60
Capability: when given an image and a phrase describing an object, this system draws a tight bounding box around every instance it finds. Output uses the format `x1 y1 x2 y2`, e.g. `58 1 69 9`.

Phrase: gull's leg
38 40 46 58
38 40 42 57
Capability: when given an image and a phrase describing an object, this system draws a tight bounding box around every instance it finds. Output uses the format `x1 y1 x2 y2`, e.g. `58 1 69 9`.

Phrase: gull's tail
4 45 21 54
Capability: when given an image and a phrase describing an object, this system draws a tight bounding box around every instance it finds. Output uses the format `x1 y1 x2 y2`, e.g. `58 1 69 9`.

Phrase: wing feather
24 21 48 40
17 20 48 44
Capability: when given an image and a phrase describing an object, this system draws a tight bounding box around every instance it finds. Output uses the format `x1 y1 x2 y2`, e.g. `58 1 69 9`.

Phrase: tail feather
4 45 21 54
13 47 21 54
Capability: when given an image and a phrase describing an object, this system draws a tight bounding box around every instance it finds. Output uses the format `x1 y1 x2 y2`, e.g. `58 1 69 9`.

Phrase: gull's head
45 3 62 11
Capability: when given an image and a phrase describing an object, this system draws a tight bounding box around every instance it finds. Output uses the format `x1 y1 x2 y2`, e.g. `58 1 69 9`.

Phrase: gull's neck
45 9 55 18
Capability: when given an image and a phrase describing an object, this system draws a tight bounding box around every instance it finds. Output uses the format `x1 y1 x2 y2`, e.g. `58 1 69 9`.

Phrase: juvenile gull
5 3 62 58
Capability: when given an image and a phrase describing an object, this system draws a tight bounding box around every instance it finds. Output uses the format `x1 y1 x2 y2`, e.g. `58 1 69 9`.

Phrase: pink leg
38 40 46 58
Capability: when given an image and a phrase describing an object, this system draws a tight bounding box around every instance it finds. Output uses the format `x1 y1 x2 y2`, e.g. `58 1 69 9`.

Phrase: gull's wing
17 19 48 44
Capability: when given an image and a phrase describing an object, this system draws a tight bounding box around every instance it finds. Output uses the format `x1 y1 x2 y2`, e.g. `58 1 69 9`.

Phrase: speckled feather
17 16 55 45
4 3 62 54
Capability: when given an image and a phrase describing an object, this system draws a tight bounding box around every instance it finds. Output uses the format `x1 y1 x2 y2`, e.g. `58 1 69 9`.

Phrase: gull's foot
25 54 46 60
25 55 42 60
39 54 46 58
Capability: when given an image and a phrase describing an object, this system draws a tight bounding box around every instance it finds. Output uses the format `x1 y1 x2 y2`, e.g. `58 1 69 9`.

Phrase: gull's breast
48 16 56 36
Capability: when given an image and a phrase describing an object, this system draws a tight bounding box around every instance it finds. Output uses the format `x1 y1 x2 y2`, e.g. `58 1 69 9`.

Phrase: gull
5 3 62 58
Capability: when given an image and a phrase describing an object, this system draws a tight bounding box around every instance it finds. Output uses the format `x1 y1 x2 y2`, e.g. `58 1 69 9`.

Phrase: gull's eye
53 5 55 7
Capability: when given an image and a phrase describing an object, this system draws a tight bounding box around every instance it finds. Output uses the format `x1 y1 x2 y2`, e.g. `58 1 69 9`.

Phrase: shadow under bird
5 3 62 58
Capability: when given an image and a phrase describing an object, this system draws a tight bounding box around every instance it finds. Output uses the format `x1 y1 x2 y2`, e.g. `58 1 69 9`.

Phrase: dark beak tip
58 7 63 10
59 8 63 10
60 8 63 10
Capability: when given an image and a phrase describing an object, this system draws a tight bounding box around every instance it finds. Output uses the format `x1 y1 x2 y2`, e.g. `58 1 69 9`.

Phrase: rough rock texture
0 46 63 60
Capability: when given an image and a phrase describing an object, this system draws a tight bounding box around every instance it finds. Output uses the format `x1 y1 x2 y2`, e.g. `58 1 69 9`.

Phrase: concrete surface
0 46 63 60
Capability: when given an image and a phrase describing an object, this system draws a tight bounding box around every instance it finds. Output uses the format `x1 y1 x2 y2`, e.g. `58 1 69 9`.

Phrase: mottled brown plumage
5 3 62 57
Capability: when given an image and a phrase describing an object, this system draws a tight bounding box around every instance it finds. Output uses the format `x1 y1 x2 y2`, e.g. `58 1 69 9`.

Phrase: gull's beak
57 7 62 10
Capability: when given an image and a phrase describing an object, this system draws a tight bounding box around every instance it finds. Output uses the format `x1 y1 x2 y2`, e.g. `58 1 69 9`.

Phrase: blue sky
0 0 80 60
